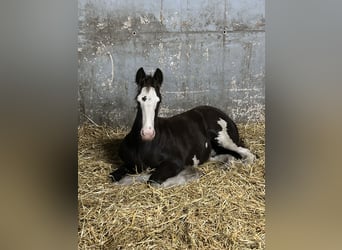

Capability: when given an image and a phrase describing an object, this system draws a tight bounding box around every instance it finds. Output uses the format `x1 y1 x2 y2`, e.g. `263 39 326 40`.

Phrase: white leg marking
116 167 203 188
192 155 200 167
216 118 255 163
137 87 160 139
210 154 234 162
237 147 256 163
160 166 202 188
116 173 151 185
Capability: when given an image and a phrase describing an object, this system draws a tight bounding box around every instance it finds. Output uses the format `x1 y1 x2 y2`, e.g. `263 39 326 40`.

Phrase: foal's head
135 67 163 141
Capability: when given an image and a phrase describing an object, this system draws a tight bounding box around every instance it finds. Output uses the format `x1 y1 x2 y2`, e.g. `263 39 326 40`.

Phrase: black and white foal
109 68 255 187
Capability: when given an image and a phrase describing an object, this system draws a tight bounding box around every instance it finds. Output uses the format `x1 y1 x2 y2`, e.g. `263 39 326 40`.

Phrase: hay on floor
78 122 265 249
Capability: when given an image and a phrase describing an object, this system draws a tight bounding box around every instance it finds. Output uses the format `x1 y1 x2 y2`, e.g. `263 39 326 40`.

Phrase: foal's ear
153 68 163 85
136 67 146 84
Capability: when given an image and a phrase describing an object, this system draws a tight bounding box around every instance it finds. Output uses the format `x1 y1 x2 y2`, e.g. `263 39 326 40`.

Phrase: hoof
108 174 116 182
147 179 161 187
109 171 120 182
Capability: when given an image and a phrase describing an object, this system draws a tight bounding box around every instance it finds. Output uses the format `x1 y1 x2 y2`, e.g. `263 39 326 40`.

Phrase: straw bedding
78 122 265 249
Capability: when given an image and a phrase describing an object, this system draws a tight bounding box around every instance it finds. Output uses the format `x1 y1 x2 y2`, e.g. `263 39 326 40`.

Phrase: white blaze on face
137 87 160 140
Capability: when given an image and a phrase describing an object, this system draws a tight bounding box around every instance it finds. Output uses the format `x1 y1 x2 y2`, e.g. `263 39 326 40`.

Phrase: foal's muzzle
141 127 155 141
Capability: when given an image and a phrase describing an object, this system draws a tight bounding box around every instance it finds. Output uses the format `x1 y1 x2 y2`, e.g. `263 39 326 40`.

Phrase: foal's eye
142 96 147 102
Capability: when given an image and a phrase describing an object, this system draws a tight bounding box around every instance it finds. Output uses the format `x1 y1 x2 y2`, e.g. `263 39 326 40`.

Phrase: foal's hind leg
213 118 255 163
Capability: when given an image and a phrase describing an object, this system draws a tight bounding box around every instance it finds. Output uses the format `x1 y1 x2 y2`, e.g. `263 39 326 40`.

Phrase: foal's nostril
141 127 155 140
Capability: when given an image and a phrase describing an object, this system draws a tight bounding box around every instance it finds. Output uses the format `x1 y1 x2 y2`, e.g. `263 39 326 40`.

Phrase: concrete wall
78 0 265 126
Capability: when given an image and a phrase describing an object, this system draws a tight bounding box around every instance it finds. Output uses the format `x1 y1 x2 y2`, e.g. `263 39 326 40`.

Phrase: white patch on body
205 142 208 148
137 87 160 136
216 118 256 163
192 155 200 167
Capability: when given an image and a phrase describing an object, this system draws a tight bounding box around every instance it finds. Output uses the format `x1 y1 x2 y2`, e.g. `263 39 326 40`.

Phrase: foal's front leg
109 163 138 182
148 160 184 185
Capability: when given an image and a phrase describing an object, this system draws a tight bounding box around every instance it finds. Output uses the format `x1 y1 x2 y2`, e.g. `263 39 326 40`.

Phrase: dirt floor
78 122 265 249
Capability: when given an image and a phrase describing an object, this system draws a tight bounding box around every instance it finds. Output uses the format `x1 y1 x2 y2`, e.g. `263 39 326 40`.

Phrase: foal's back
163 105 242 146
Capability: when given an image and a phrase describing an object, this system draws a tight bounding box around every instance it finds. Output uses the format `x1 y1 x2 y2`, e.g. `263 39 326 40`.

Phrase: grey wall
78 0 265 126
